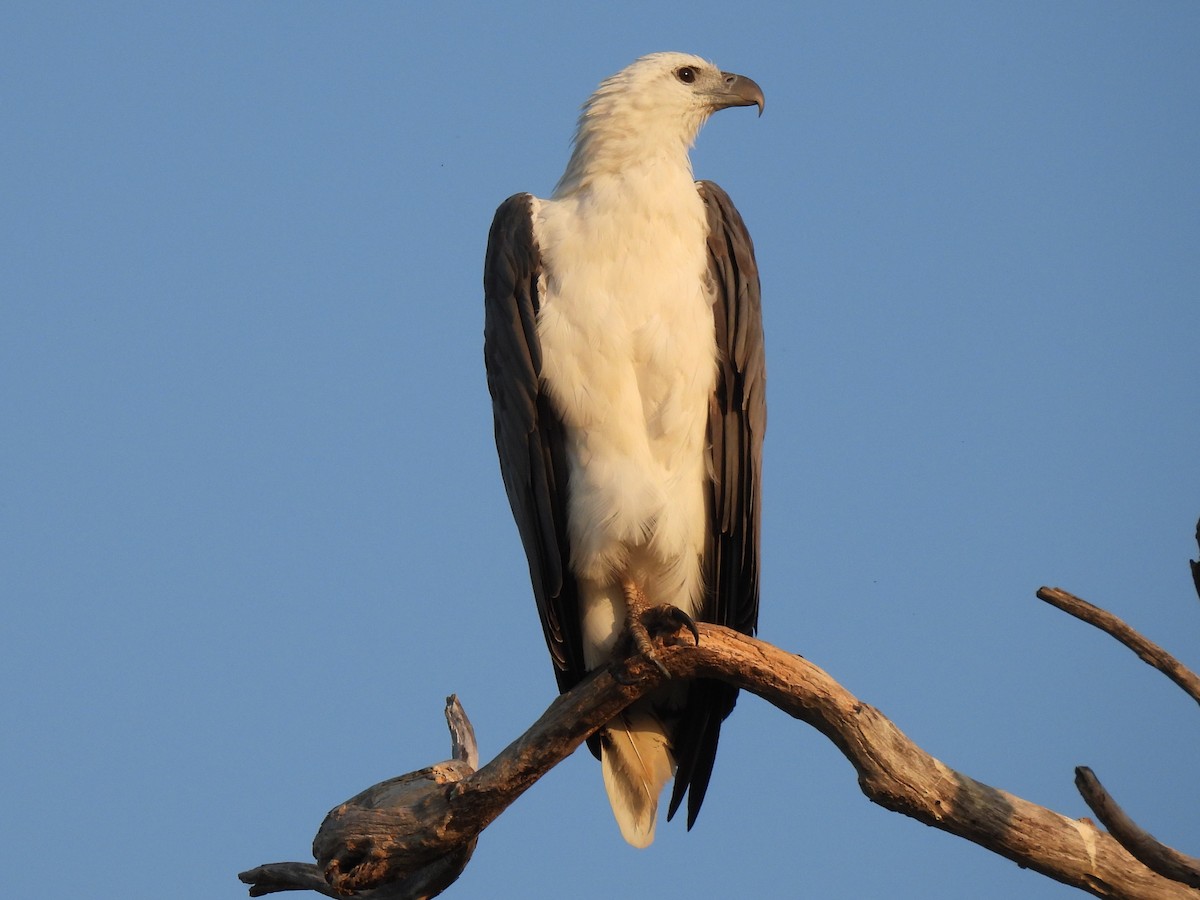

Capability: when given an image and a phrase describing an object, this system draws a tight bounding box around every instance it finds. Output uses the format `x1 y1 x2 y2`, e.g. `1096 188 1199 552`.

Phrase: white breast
532 174 715 665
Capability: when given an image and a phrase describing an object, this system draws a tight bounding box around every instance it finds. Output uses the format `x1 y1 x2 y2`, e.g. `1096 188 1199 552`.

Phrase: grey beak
716 71 765 116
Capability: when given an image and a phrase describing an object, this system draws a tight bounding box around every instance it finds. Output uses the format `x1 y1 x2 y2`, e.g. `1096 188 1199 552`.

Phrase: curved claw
661 606 700 646
618 579 700 680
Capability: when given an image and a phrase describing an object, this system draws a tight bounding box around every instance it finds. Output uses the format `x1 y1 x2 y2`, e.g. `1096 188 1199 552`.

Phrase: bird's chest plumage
531 186 715 610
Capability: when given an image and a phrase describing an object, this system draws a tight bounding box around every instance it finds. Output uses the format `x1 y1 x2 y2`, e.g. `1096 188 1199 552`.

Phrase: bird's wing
483 194 586 695
669 180 766 828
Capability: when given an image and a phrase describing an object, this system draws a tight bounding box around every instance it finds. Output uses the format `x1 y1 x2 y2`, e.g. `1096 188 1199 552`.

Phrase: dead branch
239 862 335 898
240 608 1199 900
1034 585 1200 889
1037 587 1200 706
1075 767 1200 890
1191 517 1200 605
240 696 481 900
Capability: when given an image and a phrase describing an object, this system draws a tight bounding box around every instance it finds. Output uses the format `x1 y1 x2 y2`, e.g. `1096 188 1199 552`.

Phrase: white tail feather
600 707 676 848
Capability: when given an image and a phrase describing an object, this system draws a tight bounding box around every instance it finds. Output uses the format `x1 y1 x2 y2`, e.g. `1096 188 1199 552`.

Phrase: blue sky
4 3 1198 898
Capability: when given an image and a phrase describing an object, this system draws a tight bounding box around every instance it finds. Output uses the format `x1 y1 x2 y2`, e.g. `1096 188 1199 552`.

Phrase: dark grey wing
669 180 766 828
483 194 586 695
700 182 765 636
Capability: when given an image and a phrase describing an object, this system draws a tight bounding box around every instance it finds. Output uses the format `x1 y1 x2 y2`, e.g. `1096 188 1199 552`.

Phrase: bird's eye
675 66 697 84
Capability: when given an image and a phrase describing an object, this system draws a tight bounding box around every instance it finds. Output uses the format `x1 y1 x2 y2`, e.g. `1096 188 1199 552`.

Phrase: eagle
483 52 766 847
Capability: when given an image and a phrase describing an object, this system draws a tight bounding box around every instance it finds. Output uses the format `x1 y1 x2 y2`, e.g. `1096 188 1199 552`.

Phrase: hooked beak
712 71 765 116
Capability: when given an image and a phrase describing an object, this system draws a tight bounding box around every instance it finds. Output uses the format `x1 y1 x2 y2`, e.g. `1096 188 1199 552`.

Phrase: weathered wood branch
240 595 1199 900
1075 767 1200 890
1037 587 1200 707
1034 585 1200 889
240 696 480 899
1191 517 1200 605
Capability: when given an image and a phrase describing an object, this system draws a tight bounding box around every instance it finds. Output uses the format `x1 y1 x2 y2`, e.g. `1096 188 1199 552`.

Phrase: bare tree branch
239 861 335 898
240 696 481 899
241 619 1199 899
1191 517 1200 605
238 856 477 900
1075 767 1200 890
1036 587 1200 707
1035 583 1200 890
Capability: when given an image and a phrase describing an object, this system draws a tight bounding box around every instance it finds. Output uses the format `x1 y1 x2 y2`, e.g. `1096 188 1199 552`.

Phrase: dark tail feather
667 679 740 827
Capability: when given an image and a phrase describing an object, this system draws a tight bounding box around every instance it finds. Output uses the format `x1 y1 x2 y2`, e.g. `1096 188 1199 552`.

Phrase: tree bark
1075 767 1200 890
241 594 1199 900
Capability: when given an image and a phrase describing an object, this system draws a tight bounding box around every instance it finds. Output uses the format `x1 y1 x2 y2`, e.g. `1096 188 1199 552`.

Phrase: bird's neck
553 157 696 208
553 110 701 199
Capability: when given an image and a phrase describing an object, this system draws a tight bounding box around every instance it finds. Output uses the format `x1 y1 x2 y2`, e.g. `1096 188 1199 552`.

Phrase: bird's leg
621 579 661 662
614 579 701 683
614 578 670 682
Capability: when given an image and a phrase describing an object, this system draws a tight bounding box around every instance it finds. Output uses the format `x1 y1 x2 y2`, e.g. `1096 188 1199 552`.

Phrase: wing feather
483 194 586 693
668 180 766 827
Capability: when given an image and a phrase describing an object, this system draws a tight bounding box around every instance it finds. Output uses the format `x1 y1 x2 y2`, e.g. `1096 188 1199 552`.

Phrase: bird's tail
600 706 676 848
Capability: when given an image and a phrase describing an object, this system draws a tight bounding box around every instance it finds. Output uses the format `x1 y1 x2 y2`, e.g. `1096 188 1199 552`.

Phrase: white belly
532 188 715 667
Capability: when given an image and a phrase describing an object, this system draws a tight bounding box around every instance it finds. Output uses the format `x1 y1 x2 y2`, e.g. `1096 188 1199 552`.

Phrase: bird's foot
611 580 701 683
648 604 701 647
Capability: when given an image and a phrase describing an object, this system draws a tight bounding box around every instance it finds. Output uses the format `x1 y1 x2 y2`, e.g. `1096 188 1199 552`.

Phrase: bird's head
556 53 763 195
591 52 763 122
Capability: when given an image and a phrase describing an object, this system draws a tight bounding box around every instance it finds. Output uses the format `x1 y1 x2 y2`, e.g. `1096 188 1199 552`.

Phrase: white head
555 52 763 196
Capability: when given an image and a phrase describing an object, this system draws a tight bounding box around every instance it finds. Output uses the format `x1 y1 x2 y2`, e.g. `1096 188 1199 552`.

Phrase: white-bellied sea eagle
483 52 766 848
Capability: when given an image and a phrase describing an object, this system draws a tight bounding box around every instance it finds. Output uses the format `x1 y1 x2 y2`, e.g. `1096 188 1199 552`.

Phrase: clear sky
4 3 1198 898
